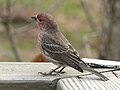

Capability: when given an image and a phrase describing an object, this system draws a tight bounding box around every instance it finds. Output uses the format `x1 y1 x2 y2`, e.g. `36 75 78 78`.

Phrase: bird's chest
38 33 48 44
39 33 54 43
38 33 52 53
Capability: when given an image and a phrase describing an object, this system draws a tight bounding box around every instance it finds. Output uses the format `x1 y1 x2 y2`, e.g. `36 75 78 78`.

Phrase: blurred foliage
0 0 101 61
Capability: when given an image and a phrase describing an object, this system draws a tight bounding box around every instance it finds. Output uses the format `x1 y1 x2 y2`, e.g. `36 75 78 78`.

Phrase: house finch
31 12 109 81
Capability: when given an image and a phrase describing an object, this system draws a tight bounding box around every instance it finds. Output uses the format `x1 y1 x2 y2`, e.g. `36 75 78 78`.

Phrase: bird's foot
38 72 57 76
38 70 65 76
38 66 65 76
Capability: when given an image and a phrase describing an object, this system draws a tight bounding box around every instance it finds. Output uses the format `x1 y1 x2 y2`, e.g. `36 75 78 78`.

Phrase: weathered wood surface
57 71 120 90
0 59 120 90
0 62 83 90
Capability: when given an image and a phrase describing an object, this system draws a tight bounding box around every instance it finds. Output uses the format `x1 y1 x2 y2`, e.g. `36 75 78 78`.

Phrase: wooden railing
0 58 120 90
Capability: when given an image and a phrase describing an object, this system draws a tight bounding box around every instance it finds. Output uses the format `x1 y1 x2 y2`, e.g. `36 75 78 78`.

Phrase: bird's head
31 12 58 32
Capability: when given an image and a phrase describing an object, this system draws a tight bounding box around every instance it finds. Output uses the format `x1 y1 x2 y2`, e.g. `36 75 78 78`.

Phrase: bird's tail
84 66 109 81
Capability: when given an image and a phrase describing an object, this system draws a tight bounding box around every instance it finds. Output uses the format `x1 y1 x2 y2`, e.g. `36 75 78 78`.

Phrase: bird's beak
31 16 37 21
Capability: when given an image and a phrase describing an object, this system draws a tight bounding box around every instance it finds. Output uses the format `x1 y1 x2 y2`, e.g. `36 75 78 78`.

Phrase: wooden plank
0 61 120 90
57 59 120 90
0 62 86 90
57 76 120 90
0 62 60 90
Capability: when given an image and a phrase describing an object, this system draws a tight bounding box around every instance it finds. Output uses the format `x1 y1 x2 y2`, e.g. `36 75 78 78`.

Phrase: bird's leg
49 65 63 74
38 65 62 76
54 66 66 74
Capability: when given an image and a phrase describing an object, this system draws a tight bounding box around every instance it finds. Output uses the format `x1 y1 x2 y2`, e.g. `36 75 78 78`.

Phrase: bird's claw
38 67 66 76
38 72 57 76
38 72 48 75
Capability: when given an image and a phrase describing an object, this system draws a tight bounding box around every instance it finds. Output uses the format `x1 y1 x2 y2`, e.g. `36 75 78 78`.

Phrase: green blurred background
0 0 120 62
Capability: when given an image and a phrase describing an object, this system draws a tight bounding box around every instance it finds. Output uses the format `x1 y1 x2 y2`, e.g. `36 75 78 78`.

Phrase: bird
31 12 109 81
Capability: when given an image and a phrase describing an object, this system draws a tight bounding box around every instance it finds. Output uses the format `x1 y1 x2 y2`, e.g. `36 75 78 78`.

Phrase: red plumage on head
36 13 44 19
32 12 58 31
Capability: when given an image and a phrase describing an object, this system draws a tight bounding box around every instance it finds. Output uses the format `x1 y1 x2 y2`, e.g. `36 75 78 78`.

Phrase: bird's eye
38 19 43 22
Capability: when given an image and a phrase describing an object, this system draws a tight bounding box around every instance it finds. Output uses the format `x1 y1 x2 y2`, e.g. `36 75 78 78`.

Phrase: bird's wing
58 33 87 65
40 33 86 72
57 32 80 57
41 42 84 72
41 42 68 53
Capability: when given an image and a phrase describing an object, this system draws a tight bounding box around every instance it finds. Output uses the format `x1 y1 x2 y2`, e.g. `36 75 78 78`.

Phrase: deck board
0 59 120 90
